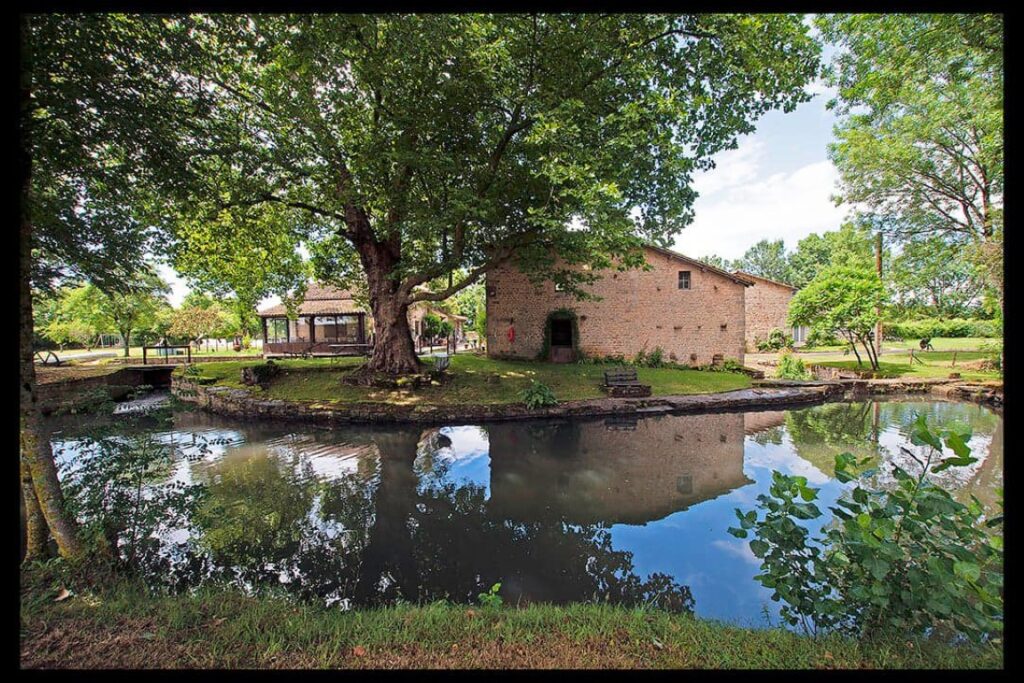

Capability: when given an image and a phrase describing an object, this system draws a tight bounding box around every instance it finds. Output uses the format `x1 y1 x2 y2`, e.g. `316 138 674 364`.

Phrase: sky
160 29 845 308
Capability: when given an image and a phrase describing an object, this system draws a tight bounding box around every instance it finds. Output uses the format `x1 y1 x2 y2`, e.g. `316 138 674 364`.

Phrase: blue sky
161 27 845 307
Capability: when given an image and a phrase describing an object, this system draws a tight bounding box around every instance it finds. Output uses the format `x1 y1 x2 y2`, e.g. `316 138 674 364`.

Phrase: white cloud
674 157 848 261
157 264 190 307
691 140 766 198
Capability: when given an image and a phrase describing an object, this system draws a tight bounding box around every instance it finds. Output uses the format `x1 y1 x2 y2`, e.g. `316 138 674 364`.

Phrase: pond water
45 398 1002 628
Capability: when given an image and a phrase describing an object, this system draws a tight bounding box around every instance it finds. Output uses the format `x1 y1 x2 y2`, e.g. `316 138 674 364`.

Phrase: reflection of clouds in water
743 436 830 485
711 538 761 566
875 427 993 491
421 426 491 495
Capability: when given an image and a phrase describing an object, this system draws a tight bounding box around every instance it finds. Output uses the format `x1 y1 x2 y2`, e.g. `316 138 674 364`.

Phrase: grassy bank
182 354 752 405
806 351 999 381
20 574 1000 669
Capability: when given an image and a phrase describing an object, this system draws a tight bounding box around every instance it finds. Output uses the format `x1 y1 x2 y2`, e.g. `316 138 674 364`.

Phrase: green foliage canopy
788 266 886 370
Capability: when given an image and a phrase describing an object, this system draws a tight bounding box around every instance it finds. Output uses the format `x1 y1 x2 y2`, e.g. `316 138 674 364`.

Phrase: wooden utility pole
875 232 883 358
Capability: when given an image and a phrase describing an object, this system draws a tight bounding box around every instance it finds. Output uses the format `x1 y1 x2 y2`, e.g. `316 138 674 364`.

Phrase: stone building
732 271 802 351
484 245 754 366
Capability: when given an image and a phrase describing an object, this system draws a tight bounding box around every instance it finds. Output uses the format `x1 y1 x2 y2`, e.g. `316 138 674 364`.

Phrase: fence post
952 351 957 368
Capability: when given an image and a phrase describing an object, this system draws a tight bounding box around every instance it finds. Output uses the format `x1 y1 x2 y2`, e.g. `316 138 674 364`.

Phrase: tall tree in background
787 220 878 289
151 14 819 375
169 203 309 343
817 14 1003 322
698 254 733 271
889 236 985 319
732 238 793 283
89 269 171 355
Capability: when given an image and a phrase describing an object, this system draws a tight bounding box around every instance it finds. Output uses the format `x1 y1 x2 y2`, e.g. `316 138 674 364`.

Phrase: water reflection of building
487 413 751 525
743 410 787 436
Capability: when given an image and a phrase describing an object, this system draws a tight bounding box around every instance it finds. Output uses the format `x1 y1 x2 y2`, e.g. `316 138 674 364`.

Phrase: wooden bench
602 366 651 398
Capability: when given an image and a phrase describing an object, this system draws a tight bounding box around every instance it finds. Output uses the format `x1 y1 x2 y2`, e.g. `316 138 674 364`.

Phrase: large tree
889 235 985 319
150 14 819 374
817 14 1003 318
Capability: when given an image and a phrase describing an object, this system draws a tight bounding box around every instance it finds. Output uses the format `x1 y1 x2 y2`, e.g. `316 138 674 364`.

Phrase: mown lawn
19 575 1001 669
796 337 999 354
808 351 999 381
183 354 751 405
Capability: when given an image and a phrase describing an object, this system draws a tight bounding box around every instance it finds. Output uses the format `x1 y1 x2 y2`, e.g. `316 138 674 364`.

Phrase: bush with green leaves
756 328 794 352
777 351 811 380
633 346 666 368
804 328 840 348
729 415 1002 643
519 381 558 409
58 424 209 569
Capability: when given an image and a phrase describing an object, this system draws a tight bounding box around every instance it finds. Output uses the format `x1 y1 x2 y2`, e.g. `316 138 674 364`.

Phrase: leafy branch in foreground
729 415 1002 643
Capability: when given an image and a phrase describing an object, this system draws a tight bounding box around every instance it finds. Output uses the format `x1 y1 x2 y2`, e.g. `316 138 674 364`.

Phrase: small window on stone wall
678 271 691 290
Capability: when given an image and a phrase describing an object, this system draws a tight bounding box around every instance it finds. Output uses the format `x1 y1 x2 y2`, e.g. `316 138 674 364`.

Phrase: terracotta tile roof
258 284 366 317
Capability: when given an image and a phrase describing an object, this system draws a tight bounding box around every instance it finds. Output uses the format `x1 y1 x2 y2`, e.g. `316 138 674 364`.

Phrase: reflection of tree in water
174 425 692 612
784 401 883 475
410 477 694 612
784 400 1002 507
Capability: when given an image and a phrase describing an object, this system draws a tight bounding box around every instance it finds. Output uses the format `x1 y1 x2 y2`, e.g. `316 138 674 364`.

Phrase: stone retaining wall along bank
171 376 841 426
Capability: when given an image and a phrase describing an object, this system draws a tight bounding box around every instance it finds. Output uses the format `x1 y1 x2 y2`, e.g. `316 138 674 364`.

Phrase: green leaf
953 562 981 583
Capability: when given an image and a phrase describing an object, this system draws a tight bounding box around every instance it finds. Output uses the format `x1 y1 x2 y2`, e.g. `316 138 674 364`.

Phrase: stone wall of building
742 276 796 351
485 248 747 366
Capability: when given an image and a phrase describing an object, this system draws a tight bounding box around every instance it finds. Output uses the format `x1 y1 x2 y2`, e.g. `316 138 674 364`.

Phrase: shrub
478 582 503 609
519 381 558 409
805 329 840 348
756 328 794 352
240 360 281 387
729 416 1003 643
58 426 208 568
777 351 810 380
633 346 666 368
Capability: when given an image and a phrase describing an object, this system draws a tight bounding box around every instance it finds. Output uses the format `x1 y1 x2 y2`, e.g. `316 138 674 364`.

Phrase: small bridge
118 365 176 388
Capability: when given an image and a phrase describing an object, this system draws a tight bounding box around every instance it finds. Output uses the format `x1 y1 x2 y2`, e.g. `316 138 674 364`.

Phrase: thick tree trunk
366 296 420 374
122 329 131 357
20 204 86 562
355 229 421 375
21 457 50 563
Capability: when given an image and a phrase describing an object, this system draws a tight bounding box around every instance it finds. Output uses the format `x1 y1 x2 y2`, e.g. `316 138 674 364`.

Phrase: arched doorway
544 310 577 363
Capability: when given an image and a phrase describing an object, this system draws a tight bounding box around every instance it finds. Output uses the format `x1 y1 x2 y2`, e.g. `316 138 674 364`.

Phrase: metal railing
142 344 192 365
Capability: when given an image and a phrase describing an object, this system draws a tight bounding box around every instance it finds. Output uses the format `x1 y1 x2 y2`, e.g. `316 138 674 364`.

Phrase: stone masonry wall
742 276 795 351
485 248 747 366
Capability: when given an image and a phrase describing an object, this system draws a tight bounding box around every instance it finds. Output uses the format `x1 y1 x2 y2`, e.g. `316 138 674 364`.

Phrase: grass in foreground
184 354 752 406
19 574 1001 669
